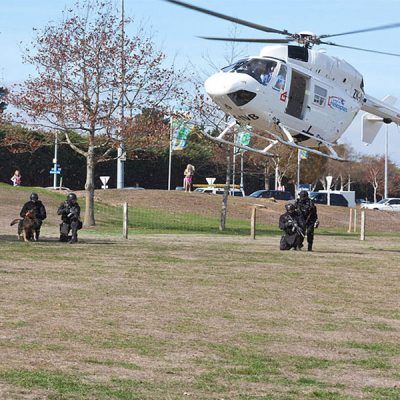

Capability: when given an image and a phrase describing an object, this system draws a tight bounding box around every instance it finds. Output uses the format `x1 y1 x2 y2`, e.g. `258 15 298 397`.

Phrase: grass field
1 231 400 399
1 185 400 399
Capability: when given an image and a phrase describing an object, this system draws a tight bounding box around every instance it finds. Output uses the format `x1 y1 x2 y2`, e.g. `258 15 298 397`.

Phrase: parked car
356 198 370 205
248 190 294 201
194 187 245 197
361 198 400 211
309 192 348 207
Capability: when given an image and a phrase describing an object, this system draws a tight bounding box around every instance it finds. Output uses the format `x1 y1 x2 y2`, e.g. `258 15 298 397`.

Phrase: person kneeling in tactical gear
296 190 319 252
19 192 47 241
57 193 82 243
279 203 305 251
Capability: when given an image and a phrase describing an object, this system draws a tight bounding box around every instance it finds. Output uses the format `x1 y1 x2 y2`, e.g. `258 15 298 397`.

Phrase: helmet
30 192 39 201
285 203 296 213
67 193 77 203
299 190 309 200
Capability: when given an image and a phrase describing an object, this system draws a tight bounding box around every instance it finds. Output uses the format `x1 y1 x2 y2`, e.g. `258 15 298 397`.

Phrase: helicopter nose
205 72 257 107
205 72 249 96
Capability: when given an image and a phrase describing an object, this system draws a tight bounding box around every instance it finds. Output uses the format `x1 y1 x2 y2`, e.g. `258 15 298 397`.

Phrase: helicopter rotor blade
199 36 292 43
163 0 293 36
319 22 400 39
320 40 400 57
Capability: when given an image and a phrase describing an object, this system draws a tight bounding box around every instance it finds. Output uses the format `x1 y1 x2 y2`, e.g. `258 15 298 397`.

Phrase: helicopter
165 0 400 160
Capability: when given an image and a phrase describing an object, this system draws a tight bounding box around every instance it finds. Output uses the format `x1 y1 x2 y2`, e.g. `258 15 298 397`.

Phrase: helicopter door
286 70 309 119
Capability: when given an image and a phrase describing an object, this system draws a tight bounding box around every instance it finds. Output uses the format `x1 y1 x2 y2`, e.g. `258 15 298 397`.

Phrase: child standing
183 164 195 192
11 170 22 186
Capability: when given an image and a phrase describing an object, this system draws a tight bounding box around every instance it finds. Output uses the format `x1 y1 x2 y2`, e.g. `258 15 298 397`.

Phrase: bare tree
10 0 185 226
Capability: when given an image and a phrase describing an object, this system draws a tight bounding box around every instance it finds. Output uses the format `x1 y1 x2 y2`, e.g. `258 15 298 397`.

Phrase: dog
10 210 40 242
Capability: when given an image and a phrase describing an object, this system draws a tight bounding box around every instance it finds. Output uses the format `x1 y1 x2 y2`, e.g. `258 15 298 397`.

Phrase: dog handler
57 193 82 243
19 192 47 240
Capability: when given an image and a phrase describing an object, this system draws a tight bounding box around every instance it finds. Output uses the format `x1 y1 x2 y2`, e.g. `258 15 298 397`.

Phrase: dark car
249 190 294 201
309 192 348 207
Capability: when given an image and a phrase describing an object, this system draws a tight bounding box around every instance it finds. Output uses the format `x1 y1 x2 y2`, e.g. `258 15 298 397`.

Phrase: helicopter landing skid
274 122 346 161
201 120 277 157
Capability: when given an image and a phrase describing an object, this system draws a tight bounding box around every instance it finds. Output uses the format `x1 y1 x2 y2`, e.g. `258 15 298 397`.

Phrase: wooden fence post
347 208 353 233
123 202 128 239
360 210 366 241
251 206 257 239
353 208 357 233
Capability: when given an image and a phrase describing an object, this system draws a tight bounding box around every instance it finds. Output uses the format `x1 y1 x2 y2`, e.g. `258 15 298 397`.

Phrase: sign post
100 176 110 189
326 175 333 205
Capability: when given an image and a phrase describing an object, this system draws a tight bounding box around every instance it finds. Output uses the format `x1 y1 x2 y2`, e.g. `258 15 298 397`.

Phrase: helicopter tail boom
361 94 400 125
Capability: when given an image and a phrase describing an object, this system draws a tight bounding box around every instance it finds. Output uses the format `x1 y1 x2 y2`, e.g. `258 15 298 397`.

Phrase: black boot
60 234 69 242
69 235 78 244
308 243 313 252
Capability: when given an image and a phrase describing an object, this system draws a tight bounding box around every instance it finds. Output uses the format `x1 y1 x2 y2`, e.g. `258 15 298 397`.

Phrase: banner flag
236 127 252 152
171 119 191 151
300 149 308 160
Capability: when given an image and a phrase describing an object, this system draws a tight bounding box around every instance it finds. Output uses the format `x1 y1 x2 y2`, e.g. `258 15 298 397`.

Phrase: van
309 192 348 207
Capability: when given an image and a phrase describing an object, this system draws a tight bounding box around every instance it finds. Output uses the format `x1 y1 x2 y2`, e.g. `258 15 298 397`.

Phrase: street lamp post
117 0 125 189
384 124 388 199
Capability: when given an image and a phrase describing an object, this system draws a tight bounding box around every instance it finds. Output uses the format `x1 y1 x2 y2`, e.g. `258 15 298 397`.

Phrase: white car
361 198 400 211
194 187 245 197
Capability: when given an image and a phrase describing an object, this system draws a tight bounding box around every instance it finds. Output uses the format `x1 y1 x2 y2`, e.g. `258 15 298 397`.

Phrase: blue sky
1 0 400 162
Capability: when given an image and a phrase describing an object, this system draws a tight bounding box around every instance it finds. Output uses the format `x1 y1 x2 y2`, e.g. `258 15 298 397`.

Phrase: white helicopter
165 0 400 160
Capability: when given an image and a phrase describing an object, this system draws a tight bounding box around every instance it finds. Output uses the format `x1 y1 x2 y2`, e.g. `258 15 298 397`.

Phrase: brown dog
10 210 39 242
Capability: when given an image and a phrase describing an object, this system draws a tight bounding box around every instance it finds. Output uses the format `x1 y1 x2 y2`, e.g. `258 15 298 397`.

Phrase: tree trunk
373 185 377 203
220 145 231 232
84 145 96 227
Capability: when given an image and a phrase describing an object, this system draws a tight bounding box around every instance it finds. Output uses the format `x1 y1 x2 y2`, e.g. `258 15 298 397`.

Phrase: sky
1 0 400 162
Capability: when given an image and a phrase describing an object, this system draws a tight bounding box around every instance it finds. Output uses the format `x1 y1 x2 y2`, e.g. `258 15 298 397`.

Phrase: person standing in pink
10 170 21 186
183 164 195 192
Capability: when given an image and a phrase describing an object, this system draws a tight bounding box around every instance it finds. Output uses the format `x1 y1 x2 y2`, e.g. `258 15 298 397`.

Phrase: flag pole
168 115 173 191
296 149 300 198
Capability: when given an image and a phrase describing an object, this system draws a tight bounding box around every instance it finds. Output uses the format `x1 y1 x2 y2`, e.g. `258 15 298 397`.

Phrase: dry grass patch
0 233 400 399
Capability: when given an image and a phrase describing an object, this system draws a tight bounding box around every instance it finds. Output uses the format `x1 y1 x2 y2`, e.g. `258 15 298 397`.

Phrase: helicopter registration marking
328 96 348 112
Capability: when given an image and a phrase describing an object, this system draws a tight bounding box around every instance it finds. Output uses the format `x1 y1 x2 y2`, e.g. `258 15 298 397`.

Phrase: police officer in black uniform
296 190 319 252
19 192 47 240
279 203 305 251
57 193 82 243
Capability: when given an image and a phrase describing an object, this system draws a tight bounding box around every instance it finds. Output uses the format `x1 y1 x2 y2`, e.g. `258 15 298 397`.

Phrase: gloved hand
314 220 319 228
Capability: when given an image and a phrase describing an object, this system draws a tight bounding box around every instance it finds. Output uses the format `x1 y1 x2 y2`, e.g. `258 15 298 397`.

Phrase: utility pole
117 0 125 189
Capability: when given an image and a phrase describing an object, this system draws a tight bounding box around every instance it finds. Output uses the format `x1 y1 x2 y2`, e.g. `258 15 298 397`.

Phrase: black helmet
30 192 39 201
67 193 77 203
299 190 309 200
285 203 296 213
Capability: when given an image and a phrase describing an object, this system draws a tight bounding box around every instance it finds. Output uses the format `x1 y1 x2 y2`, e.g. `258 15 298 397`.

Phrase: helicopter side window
222 58 277 85
313 85 328 106
273 65 287 91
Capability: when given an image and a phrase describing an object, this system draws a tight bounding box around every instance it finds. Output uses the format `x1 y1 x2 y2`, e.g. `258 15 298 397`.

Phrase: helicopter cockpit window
221 58 277 86
313 85 328 106
273 64 287 91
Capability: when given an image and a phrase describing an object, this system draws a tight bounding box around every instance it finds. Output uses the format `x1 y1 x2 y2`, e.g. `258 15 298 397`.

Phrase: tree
10 0 185 226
